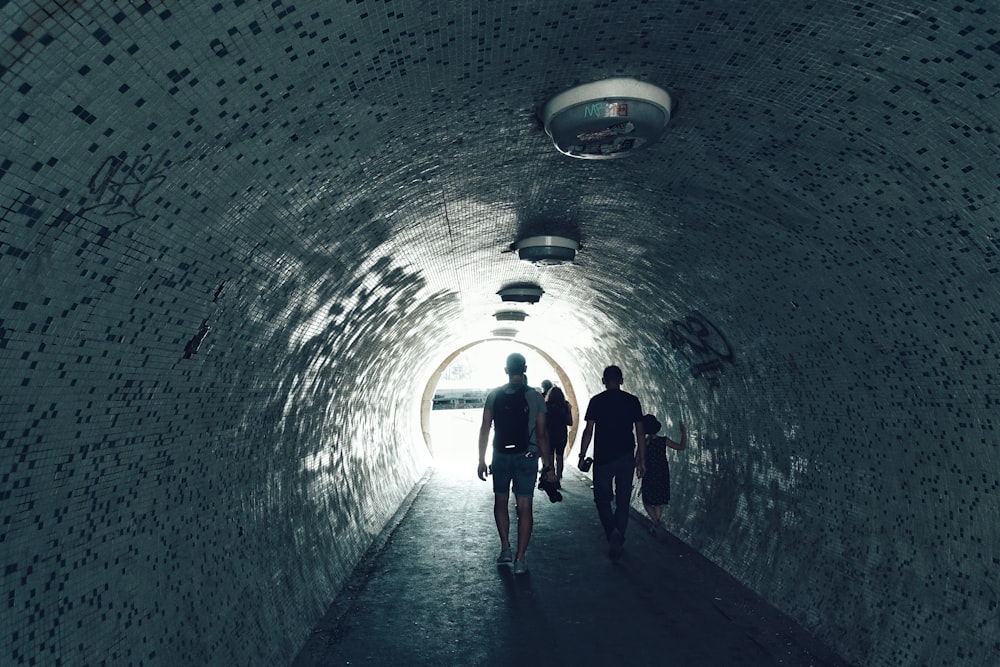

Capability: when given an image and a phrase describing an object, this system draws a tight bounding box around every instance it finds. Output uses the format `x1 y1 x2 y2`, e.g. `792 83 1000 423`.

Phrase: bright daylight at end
430 341 557 472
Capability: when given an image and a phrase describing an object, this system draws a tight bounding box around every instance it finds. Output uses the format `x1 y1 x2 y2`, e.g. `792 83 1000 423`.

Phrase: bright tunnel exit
424 340 577 473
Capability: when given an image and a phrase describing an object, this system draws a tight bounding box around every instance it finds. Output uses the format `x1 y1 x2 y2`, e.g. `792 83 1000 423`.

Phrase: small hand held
477 462 489 481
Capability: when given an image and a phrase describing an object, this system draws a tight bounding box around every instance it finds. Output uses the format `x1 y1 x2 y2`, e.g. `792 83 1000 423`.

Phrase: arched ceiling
7 0 995 367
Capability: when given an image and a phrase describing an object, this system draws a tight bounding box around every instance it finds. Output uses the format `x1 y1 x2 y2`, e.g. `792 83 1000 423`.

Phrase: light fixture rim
491 328 519 338
497 283 545 296
497 283 545 303
542 77 672 137
514 235 581 252
494 309 528 321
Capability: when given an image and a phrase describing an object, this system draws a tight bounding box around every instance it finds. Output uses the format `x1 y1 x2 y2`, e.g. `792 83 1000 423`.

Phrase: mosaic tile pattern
1 1 998 665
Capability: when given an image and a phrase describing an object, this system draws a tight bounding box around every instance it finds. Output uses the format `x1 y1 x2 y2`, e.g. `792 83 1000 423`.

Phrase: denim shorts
491 450 539 498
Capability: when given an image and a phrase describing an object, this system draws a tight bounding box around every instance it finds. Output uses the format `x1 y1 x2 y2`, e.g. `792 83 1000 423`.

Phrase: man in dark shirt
577 365 646 561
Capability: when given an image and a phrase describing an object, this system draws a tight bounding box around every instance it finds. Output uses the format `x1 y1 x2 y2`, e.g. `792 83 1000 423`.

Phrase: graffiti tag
82 151 168 222
582 102 628 119
666 311 734 387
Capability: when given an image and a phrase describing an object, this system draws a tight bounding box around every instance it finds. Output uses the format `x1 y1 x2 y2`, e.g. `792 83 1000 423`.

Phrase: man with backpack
477 352 557 575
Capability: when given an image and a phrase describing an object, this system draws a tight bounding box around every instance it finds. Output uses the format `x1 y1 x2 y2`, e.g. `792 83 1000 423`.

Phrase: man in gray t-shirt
478 353 556 575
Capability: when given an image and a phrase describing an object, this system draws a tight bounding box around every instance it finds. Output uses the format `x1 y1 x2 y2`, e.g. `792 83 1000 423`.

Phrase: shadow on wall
676 430 749 550
214 228 458 661
0 186 460 665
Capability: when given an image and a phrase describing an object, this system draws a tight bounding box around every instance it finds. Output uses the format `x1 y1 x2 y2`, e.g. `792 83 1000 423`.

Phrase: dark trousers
592 454 635 541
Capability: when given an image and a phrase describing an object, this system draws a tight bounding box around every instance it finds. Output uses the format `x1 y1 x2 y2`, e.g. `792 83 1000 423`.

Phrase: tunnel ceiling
3 0 995 367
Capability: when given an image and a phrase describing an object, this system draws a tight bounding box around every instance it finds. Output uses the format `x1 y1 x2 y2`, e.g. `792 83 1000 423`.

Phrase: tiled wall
1 176 451 664
2 1 998 666
0 5 452 660
0 177 449 664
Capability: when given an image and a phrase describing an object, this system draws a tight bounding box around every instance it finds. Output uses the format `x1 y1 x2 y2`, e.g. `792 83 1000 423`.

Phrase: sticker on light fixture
542 77 672 159
514 235 581 265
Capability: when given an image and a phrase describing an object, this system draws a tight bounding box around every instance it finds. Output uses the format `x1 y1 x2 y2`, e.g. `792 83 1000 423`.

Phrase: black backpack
492 384 531 453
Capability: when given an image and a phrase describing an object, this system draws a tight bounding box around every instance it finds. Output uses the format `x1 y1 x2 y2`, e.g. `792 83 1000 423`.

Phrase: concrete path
293 464 852 666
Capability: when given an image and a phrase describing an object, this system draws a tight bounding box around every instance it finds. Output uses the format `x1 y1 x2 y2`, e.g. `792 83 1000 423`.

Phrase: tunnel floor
292 464 852 667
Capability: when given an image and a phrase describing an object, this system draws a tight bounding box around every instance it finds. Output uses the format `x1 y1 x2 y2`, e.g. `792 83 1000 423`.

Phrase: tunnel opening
421 339 580 473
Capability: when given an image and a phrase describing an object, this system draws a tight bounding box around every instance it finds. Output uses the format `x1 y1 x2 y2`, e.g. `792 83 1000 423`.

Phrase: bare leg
514 496 533 561
555 450 564 480
644 503 665 537
494 495 511 549
644 503 663 524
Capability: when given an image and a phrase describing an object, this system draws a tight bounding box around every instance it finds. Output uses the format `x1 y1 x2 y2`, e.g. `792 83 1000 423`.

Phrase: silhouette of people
545 386 573 484
540 379 553 398
640 414 686 536
478 353 557 575
577 365 646 561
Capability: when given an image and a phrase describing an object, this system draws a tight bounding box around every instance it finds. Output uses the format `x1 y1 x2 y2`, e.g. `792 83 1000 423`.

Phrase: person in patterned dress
640 413 687 536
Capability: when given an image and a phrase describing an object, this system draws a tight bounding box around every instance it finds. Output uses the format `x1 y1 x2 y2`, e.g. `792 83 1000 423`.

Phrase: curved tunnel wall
1 2 998 666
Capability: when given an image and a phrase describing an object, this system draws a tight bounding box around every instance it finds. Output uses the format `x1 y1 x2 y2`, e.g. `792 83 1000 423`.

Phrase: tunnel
1 1 997 666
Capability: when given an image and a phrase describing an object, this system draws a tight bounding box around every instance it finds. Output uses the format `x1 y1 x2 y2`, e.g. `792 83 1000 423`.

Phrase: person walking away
640 414 686 536
478 353 557 575
545 386 573 485
577 365 646 561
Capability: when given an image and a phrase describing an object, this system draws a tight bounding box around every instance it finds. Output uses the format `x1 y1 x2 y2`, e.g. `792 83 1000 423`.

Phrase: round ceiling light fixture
491 328 519 338
542 77 672 159
495 310 528 322
497 282 544 304
514 235 581 265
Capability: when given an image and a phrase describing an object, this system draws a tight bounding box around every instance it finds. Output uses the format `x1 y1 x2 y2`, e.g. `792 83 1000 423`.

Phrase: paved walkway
293 464 852 667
